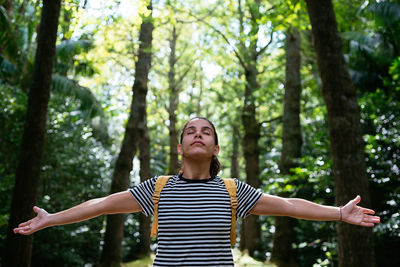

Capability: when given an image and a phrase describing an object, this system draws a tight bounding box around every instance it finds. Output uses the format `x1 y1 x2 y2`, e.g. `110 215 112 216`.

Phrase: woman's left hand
341 196 380 227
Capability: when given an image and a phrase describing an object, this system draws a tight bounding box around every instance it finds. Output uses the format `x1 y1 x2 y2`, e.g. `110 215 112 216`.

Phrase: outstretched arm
14 191 141 235
250 194 380 227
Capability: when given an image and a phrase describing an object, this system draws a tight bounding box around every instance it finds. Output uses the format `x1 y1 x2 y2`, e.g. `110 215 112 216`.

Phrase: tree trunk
3 1 61 266
240 62 261 256
197 76 203 116
230 123 240 179
305 1 374 266
239 0 263 257
168 26 180 175
271 28 302 267
99 3 153 266
138 114 151 257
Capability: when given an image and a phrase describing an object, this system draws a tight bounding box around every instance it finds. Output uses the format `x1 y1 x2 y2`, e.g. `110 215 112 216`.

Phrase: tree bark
138 114 151 257
230 123 240 179
99 3 153 266
240 62 261 256
271 28 302 267
3 1 61 266
239 0 262 256
167 26 180 175
305 1 374 266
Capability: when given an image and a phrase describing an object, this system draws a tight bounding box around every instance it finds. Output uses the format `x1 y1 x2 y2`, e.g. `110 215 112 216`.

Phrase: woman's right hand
14 206 50 235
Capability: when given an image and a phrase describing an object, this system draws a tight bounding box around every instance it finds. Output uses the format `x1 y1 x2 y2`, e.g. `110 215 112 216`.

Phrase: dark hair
179 117 221 177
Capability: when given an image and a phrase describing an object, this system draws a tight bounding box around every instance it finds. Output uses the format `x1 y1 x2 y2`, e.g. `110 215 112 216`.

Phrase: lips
191 141 205 146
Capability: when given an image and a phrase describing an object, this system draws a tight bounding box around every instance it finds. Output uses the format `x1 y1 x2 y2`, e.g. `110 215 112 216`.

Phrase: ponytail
210 155 221 177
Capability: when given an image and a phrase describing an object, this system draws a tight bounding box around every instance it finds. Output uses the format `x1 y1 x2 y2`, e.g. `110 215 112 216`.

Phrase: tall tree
271 28 302 267
167 25 181 174
238 0 270 256
3 0 61 266
99 2 154 266
138 114 151 257
230 123 240 179
165 23 194 174
305 1 374 266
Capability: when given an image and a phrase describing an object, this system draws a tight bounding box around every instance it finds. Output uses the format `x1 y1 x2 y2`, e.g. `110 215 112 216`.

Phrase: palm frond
51 74 111 145
51 74 103 118
56 39 92 60
369 2 400 26
0 6 19 61
55 39 96 76
0 55 18 83
368 2 400 50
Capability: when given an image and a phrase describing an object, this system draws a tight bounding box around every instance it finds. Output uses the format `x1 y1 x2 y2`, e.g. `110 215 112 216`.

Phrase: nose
194 130 203 138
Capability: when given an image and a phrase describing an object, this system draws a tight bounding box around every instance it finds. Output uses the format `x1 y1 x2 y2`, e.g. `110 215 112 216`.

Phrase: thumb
33 206 45 215
352 195 361 205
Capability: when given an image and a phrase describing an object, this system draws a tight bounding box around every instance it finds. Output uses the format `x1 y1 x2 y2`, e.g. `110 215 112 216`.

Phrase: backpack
150 176 238 246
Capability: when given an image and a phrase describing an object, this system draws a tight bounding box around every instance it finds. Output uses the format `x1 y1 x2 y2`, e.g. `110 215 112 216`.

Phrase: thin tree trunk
271 28 302 267
99 3 153 266
168 26 180 175
230 123 240 179
138 114 151 257
4 1 61 266
305 1 374 266
196 76 203 116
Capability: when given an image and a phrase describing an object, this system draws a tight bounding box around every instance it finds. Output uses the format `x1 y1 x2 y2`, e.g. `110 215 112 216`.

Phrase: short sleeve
129 176 157 216
235 179 263 218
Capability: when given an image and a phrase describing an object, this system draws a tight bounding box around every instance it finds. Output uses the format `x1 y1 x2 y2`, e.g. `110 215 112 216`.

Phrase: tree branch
256 28 274 58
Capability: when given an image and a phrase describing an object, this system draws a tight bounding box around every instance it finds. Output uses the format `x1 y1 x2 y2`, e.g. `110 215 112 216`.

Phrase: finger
18 219 32 227
14 225 32 235
352 195 361 205
359 222 375 227
361 215 380 225
33 206 41 213
362 208 375 215
368 215 380 223
14 228 32 235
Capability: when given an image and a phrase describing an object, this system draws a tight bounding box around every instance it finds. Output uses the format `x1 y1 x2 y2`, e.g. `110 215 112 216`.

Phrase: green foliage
359 89 400 266
0 84 27 249
389 56 400 90
55 38 97 77
0 1 40 89
343 1 400 94
35 92 112 266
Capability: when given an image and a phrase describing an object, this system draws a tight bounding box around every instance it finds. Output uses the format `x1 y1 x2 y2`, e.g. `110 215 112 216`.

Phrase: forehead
185 118 213 129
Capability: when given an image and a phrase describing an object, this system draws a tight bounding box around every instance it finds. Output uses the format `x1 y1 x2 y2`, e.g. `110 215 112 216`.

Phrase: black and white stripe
129 174 263 267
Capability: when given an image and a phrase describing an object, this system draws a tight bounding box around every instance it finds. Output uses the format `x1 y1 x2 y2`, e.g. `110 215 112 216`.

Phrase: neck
181 157 211 180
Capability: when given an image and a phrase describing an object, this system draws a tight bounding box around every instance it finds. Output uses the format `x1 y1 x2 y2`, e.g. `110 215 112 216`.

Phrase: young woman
14 117 380 266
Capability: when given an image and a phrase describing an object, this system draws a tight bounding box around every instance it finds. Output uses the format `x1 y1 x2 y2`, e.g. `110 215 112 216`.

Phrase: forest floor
124 249 276 267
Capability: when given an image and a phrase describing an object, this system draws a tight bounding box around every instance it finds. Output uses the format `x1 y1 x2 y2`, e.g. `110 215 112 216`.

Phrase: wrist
47 213 58 227
338 206 343 221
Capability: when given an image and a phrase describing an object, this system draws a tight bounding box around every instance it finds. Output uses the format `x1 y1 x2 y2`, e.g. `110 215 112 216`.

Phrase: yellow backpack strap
222 178 238 246
151 176 170 239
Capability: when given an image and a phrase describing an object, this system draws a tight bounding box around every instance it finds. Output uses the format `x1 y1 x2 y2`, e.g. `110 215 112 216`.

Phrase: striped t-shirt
129 173 263 267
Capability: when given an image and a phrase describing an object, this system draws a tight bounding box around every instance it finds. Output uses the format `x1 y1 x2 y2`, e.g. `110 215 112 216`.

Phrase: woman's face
178 118 219 160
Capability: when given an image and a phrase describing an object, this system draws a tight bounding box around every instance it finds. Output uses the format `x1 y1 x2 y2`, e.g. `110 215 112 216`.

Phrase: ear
177 144 183 156
213 145 220 156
